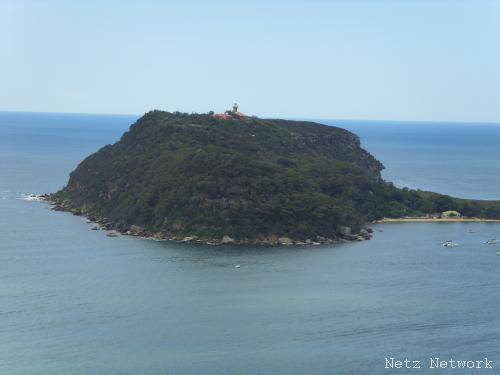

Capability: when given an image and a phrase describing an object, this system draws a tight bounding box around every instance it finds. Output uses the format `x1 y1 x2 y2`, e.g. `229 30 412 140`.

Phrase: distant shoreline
377 217 500 223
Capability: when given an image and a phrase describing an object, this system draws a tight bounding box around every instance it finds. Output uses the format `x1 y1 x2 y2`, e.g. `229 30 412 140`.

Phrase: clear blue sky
1 0 499 121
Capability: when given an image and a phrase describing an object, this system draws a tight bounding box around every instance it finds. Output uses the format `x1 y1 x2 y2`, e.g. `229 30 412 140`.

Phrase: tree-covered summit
50 111 500 244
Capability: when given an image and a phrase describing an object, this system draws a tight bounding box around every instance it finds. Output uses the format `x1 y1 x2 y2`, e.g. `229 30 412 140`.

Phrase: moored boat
485 239 500 245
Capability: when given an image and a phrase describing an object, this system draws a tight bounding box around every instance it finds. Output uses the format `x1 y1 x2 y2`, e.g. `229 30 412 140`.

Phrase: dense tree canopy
51 111 500 242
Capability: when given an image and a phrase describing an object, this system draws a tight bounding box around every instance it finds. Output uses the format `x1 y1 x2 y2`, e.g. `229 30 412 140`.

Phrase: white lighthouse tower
232 102 238 113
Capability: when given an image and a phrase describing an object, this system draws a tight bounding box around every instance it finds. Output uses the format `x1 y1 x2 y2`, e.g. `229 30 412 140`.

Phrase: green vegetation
51 111 500 243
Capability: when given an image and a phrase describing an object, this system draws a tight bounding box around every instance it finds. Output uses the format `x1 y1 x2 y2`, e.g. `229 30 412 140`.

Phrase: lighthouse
212 102 247 119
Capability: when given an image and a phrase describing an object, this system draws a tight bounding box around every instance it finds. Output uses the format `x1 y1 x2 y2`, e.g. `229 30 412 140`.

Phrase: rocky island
47 110 500 245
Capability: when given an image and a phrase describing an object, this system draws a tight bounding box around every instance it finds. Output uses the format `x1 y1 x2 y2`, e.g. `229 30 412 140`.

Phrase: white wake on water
19 193 43 201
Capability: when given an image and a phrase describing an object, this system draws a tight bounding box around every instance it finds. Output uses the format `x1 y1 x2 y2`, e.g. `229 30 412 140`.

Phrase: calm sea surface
1 112 500 374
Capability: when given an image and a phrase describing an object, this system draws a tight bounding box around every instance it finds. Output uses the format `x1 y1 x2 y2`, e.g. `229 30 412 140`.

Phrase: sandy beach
378 217 500 223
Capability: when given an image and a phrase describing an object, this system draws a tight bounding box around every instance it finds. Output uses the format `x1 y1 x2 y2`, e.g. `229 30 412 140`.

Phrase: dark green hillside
50 111 500 244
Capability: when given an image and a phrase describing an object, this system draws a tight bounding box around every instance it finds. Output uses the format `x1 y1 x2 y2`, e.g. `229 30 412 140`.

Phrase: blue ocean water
323 119 500 201
1 112 500 374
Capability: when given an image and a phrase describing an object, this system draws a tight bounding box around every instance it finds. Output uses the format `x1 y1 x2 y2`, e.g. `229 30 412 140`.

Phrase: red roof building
212 102 247 120
213 113 233 120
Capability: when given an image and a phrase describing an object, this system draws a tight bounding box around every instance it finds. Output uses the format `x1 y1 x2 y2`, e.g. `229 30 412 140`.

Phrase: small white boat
106 231 120 237
467 229 475 234
235 264 241 268
485 239 500 245
91 225 100 231
443 240 458 248
496 251 500 256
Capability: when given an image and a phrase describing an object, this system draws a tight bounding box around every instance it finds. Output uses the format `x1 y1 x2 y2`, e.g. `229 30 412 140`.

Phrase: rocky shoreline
42 195 373 246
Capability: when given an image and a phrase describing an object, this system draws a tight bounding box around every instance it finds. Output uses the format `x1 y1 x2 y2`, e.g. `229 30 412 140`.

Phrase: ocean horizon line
1 110 500 126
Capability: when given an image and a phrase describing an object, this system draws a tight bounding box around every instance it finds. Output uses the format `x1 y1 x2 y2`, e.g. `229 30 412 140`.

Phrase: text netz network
385 357 493 369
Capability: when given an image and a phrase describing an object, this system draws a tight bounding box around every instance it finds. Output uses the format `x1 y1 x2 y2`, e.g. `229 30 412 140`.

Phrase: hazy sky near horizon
1 0 499 122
